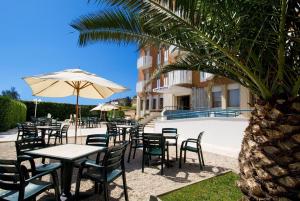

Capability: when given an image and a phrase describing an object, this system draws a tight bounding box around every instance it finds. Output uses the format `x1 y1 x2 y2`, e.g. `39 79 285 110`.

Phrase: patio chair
127 126 143 163
179 132 205 170
60 124 70 144
16 123 24 140
162 128 178 161
142 133 168 175
0 155 60 201
47 122 62 145
22 124 38 139
75 142 129 201
106 123 121 146
15 138 62 174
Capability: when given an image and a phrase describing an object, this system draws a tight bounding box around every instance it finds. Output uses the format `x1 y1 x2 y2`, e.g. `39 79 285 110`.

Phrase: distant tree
1 87 20 100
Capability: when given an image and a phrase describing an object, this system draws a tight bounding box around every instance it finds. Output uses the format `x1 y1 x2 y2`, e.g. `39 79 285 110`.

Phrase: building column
148 95 153 113
221 85 227 109
142 96 146 116
136 96 141 119
206 87 213 108
240 85 250 110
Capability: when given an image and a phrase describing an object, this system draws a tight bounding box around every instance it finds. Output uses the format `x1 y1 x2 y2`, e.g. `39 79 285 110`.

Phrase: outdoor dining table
116 124 134 141
26 144 105 200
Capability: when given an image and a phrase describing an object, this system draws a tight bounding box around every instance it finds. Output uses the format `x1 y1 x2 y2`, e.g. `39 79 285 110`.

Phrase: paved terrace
0 125 239 201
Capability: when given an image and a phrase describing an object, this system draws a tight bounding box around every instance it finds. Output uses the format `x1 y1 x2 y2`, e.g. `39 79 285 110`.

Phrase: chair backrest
197 132 204 146
137 124 144 134
162 128 177 135
86 134 109 147
101 142 128 174
0 159 26 193
106 123 118 135
22 124 38 139
15 137 46 156
143 133 165 153
61 124 70 134
50 122 62 131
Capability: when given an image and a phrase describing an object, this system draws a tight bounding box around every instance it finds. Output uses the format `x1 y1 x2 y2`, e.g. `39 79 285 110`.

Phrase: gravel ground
0 133 239 201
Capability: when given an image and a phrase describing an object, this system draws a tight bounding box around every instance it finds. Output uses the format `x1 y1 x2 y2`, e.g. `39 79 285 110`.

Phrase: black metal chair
162 128 178 161
75 142 129 201
179 132 205 170
127 126 143 163
47 123 62 145
60 124 70 144
22 124 38 139
16 123 24 140
142 133 167 175
106 123 121 146
0 155 60 201
15 138 62 174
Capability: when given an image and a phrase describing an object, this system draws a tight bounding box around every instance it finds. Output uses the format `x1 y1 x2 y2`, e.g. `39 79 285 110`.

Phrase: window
152 98 157 110
144 70 150 81
164 49 169 64
156 79 161 88
159 98 164 109
227 89 240 107
200 72 206 82
146 99 149 110
212 91 222 108
157 50 161 65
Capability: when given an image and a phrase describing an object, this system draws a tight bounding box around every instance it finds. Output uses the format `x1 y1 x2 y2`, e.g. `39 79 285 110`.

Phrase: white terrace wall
154 117 249 158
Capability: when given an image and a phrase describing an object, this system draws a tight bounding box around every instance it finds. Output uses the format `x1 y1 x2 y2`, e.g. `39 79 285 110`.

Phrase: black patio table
26 144 105 200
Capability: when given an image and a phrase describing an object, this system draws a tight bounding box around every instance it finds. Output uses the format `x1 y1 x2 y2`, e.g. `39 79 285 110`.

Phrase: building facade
135 45 252 119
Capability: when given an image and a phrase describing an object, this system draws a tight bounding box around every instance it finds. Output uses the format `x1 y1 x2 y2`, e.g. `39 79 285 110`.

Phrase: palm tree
72 0 299 199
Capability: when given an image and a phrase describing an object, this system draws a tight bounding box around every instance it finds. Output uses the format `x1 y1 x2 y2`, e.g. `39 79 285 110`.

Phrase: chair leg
184 150 187 163
51 171 60 201
197 150 203 170
175 142 178 161
200 148 205 167
122 171 129 201
133 146 137 159
161 153 164 175
66 134 68 144
142 151 145 173
103 183 109 201
179 148 183 168
127 143 132 163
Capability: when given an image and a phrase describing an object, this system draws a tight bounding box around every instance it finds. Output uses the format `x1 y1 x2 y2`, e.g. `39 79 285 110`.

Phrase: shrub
0 96 27 131
22 101 98 121
107 110 125 121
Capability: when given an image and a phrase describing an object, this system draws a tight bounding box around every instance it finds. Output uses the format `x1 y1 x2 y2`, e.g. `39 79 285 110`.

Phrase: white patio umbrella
91 103 119 120
23 68 127 143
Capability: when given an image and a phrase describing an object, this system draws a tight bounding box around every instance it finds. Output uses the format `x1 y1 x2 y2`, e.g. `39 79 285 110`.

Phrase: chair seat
182 146 198 152
0 180 52 201
36 162 61 173
147 147 163 155
86 168 122 183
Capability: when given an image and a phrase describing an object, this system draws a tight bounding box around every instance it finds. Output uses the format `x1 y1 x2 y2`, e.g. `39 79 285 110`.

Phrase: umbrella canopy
91 103 119 111
23 68 127 143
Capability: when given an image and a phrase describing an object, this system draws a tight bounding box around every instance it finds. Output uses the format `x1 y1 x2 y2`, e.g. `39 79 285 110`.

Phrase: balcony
136 80 152 93
153 70 193 94
137 56 152 70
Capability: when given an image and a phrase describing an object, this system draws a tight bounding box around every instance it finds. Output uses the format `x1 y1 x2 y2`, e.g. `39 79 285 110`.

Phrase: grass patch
159 172 243 201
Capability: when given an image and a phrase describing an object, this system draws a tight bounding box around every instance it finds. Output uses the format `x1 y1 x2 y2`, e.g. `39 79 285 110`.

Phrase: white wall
155 117 249 158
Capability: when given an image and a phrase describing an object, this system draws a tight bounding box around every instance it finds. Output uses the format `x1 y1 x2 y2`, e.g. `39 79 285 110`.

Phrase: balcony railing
137 56 152 70
136 80 151 93
165 70 192 86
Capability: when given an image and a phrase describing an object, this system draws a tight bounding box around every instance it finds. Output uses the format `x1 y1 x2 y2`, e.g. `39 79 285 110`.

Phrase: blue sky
0 0 138 105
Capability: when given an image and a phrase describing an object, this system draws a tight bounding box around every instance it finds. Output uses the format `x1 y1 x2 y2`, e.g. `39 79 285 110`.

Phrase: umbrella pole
75 87 79 144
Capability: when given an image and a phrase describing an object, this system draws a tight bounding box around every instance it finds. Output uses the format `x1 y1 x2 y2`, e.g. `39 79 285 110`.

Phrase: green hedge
22 101 98 121
107 110 125 121
0 96 27 131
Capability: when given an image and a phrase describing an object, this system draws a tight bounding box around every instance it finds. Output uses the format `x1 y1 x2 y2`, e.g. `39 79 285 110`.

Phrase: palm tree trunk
238 97 300 200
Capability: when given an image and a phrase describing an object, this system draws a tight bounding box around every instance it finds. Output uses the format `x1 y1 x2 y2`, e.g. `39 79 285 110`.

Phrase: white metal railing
166 70 192 86
137 56 152 69
136 80 151 93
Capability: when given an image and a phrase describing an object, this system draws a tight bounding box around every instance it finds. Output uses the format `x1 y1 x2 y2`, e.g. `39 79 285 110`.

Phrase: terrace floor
0 126 239 201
